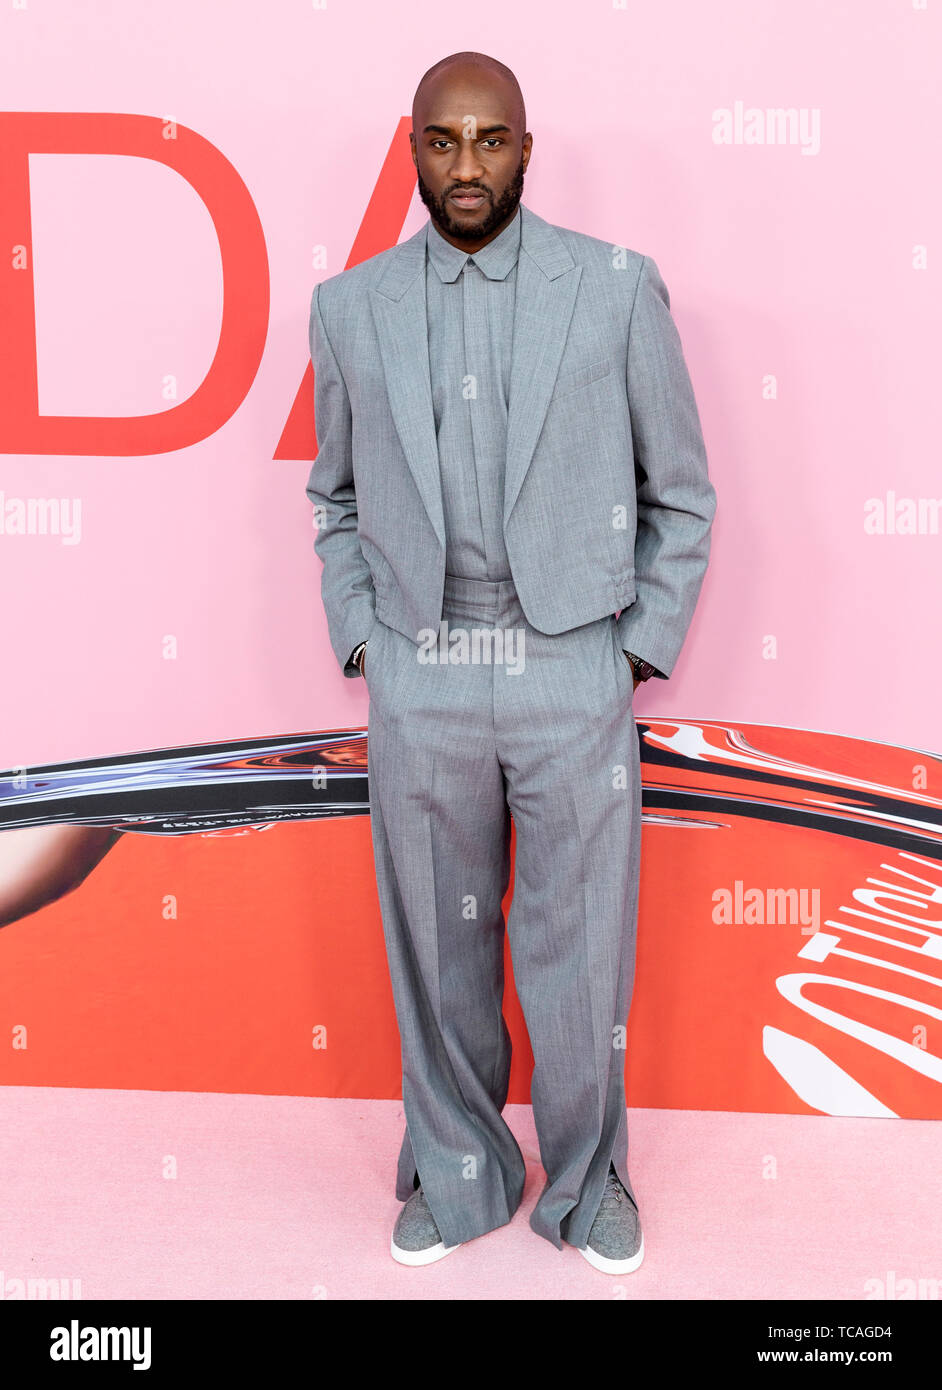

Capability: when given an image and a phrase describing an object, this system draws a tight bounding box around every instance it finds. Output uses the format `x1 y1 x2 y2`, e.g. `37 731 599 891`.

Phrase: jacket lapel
370 223 446 549
504 205 581 524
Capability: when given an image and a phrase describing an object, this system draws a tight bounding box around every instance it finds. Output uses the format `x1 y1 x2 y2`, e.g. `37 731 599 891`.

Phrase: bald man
305 51 716 1274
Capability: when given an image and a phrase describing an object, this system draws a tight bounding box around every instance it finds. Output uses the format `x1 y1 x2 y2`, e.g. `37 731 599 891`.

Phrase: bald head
412 51 526 131
410 51 532 251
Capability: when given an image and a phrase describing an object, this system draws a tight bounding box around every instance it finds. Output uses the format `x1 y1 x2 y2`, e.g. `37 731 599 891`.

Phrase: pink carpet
1 1087 937 1300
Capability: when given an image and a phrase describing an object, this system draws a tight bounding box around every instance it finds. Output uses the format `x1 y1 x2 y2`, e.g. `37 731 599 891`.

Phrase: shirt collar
426 206 522 283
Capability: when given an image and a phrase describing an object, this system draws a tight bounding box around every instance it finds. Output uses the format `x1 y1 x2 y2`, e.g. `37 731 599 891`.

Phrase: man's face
411 68 532 250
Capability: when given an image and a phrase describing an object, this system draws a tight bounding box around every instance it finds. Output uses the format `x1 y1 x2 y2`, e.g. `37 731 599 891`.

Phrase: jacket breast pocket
550 358 613 402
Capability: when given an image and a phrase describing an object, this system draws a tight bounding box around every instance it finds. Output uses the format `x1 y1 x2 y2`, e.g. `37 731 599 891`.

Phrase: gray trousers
365 573 642 1251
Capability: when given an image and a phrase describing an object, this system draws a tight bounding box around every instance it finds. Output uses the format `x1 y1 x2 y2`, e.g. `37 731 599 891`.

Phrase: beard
416 157 525 243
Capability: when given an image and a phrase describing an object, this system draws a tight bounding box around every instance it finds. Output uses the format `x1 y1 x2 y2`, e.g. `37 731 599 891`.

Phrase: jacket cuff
616 614 675 679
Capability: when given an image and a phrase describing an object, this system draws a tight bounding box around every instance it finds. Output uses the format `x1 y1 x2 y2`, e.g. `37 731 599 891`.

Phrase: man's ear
409 131 418 169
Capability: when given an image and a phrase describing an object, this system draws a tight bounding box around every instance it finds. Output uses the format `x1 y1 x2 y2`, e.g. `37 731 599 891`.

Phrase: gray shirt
425 208 521 581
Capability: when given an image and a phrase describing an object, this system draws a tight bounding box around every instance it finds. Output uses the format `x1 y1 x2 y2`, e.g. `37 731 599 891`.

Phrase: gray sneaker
579 1168 645 1274
390 1187 462 1266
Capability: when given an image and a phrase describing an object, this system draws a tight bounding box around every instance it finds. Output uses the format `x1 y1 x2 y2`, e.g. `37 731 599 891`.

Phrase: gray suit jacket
305 202 716 679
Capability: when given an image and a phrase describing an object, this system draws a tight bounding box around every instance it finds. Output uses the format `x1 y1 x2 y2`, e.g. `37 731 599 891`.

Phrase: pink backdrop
1 0 939 766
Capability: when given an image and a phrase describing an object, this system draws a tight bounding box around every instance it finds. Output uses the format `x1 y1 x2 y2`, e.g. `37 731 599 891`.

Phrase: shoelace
603 1170 624 1204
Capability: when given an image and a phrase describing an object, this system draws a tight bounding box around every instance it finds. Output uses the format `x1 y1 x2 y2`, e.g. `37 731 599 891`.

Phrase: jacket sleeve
615 254 717 679
304 282 378 678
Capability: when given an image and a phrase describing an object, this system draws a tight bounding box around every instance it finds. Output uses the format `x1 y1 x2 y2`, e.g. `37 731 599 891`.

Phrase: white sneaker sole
390 1236 462 1267
578 1232 645 1275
